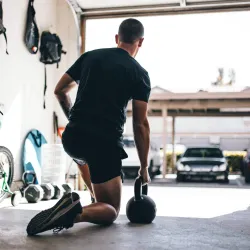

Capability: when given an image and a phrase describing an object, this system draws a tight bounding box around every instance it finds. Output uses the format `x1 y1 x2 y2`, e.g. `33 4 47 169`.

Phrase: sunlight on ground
1 185 250 219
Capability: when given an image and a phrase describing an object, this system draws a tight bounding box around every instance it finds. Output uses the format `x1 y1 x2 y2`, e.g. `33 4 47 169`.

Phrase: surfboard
22 129 47 184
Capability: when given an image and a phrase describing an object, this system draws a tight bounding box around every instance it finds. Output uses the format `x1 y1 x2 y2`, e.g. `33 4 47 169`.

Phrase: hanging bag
24 0 39 54
40 31 66 109
0 0 8 54
40 31 66 66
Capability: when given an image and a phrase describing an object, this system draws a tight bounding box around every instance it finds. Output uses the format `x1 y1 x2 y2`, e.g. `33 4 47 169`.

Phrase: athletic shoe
26 192 82 236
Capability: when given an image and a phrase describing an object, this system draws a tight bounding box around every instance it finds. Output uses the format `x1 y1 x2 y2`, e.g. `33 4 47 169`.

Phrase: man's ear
138 38 144 47
115 34 119 44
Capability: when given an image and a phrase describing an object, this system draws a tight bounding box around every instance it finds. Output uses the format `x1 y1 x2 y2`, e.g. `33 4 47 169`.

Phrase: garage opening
82 9 250 181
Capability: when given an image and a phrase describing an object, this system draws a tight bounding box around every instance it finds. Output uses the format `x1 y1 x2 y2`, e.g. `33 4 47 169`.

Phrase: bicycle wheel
0 146 14 203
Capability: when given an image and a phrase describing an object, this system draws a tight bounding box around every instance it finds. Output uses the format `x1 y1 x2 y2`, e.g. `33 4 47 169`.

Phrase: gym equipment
0 146 16 205
22 171 52 203
52 184 64 199
14 170 38 205
126 177 156 224
41 183 55 200
23 170 37 185
10 170 38 206
21 159 73 203
24 183 57 203
23 181 73 203
11 191 22 206
0 108 22 206
24 184 44 203
62 183 73 194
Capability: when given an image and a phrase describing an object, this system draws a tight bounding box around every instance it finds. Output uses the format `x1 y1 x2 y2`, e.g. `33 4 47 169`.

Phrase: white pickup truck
122 137 162 178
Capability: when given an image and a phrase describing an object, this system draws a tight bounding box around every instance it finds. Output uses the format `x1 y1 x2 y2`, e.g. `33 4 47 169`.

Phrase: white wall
55 0 79 127
0 0 79 180
55 0 80 176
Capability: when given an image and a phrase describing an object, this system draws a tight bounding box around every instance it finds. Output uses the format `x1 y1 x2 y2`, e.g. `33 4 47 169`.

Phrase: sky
85 11 250 93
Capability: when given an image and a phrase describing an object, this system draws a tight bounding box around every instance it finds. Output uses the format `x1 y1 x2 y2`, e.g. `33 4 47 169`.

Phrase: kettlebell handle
22 170 37 185
134 176 148 201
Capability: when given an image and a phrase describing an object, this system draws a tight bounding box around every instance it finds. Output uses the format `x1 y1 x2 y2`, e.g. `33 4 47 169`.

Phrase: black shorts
62 123 127 184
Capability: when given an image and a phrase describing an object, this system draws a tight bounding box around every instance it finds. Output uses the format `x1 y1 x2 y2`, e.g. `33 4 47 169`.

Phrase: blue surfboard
22 130 47 184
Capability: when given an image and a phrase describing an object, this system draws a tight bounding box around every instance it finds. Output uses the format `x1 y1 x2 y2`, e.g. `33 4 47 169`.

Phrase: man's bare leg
78 163 95 200
74 176 122 225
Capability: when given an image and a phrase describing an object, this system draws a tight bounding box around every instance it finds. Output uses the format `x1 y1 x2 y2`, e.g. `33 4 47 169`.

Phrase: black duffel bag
24 0 39 54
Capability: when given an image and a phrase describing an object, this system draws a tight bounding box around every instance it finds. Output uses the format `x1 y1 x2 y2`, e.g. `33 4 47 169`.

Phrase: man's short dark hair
118 18 144 44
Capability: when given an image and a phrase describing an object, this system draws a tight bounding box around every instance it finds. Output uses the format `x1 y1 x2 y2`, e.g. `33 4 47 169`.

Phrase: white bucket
41 144 67 184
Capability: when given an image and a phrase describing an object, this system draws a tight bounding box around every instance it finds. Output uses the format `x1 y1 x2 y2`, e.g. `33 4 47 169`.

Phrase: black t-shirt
66 48 151 146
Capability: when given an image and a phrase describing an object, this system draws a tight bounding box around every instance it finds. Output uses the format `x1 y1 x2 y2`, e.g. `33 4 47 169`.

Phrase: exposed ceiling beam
80 1 250 18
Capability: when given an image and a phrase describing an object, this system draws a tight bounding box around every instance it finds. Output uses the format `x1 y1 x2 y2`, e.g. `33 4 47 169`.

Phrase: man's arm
132 100 150 182
131 69 151 183
54 73 77 120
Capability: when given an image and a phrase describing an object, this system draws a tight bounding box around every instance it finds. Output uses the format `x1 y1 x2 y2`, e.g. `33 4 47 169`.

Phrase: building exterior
124 86 250 151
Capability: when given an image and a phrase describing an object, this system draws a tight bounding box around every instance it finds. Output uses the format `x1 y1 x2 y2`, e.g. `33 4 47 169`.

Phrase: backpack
0 0 8 54
39 31 66 109
40 31 66 67
24 0 39 54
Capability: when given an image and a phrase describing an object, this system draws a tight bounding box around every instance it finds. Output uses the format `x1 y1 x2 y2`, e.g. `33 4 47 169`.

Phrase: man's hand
54 74 77 120
138 168 151 185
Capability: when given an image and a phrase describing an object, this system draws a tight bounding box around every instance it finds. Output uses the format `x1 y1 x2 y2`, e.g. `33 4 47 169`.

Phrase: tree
212 68 235 86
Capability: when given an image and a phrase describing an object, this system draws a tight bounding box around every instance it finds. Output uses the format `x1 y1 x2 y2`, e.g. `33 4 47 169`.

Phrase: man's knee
104 204 119 225
93 176 122 208
93 203 118 226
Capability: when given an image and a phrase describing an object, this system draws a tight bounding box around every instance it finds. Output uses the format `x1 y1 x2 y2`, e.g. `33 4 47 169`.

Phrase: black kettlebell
22 170 37 185
126 176 156 224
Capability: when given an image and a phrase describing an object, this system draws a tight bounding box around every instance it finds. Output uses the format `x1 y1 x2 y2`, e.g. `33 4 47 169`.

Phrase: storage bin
41 144 67 184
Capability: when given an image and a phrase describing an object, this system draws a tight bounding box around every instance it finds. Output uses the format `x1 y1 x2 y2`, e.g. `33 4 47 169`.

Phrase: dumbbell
24 183 55 203
24 183 74 203
51 183 74 199
62 183 74 195
41 183 55 200
24 184 44 203
52 184 65 199
44 183 73 199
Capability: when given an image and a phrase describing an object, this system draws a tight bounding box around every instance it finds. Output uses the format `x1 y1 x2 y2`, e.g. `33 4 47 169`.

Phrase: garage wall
0 0 78 180
55 0 79 128
54 0 80 176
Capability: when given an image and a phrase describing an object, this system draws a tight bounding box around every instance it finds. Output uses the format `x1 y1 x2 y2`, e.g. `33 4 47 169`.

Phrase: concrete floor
1 179 250 250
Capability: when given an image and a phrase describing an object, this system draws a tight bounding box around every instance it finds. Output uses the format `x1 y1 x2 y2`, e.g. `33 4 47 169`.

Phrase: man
26 18 151 236
77 162 95 203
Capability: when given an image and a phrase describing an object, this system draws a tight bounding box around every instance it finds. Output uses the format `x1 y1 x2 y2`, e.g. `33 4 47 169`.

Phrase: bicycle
0 105 20 206
0 145 20 205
